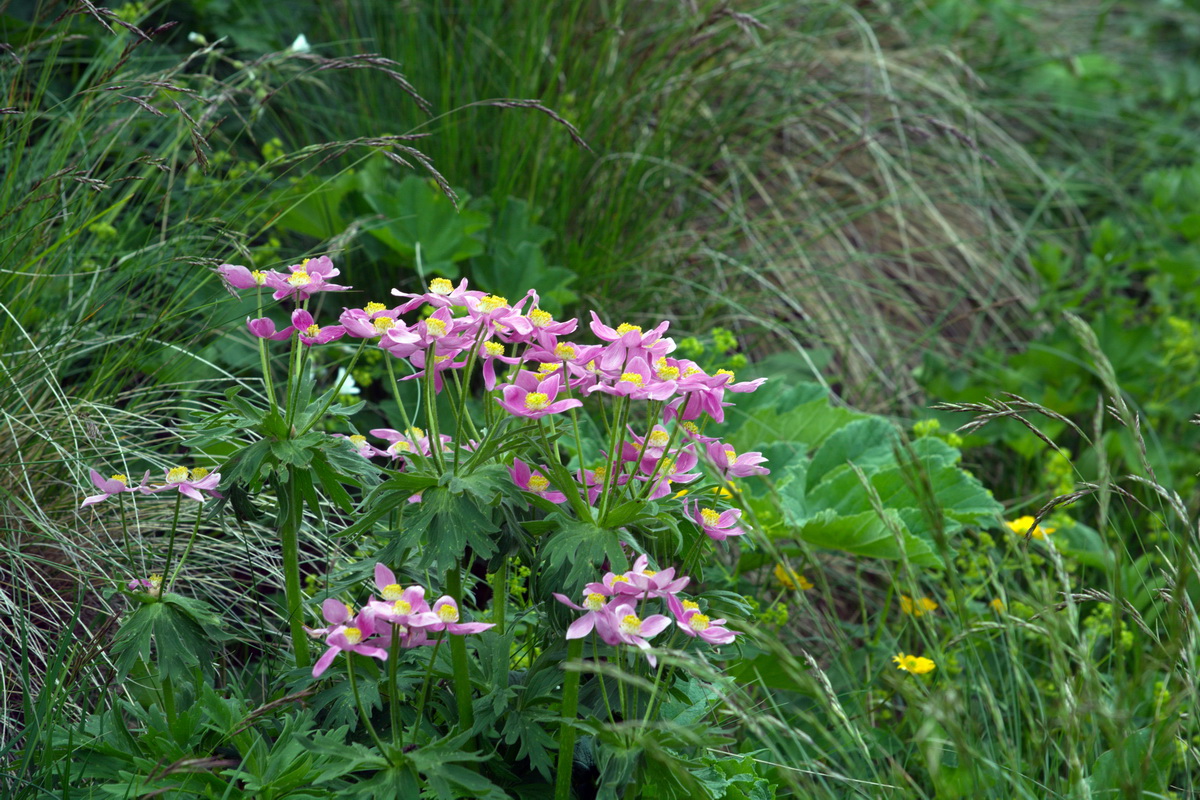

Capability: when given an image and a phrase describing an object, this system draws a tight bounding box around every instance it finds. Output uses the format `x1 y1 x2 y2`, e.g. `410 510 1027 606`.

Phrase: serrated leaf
540 515 630 594
806 417 898 488
362 174 489 276
788 508 942 568
381 487 498 570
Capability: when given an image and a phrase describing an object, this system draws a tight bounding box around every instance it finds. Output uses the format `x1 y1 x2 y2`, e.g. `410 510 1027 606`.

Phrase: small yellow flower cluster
893 652 935 674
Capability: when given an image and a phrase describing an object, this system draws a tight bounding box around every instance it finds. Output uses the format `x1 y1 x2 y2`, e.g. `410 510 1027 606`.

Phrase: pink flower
510 458 568 503
620 554 690 598
428 596 495 635
667 594 739 646
332 433 382 459
495 370 582 419
380 322 423 360
264 256 350 302
339 303 402 339
706 441 769 478
639 445 701 500
142 466 222 502
690 503 746 541
554 590 616 640
291 309 346 346
215 263 269 292
587 312 673 371
392 277 484 313
246 316 293 341
311 605 389 679
587 355 676 401
598 601 672 666
81 469 142 507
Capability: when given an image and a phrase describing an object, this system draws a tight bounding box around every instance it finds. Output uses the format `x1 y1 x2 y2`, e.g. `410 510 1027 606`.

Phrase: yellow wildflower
1006 515 1056 540
899 595 939 617
893 652 936 675
774 564 813 591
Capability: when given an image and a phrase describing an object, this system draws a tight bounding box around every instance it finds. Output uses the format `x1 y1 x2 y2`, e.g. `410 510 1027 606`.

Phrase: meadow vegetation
3 0 1200 797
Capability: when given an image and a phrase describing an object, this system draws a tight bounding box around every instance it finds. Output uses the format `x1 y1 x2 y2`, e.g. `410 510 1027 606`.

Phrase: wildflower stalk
388 632 404 748
423 345 445 473
281 476 310 667
554 636 585 800
159 493 183 594
491 561 507 633
116 492 132 566
298 336 368 436
383 358 430 473
445 565 474 731
255 289 278 412
412 635 444 739
168 502 205 588
346 654 394 765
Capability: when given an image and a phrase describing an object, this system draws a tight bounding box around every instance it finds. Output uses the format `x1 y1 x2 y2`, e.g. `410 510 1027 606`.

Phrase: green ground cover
3 0 1200 797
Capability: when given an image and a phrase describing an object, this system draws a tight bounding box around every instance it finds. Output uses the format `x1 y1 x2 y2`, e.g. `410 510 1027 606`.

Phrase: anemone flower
667 594 739 645
81 469 143 507
142 466 221 502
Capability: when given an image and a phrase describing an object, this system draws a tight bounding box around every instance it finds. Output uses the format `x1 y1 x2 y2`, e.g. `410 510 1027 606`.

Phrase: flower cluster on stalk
553 555 739 667
307 563 494 678
80 466 222 506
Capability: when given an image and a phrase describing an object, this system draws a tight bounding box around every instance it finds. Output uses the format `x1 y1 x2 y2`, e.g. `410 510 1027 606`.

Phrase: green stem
423 346 445 473
389 633 404 748
117 491 132 567
256 289 278 413
554 637 585 800
299 336 368 435
168 501 205 588
159 493 183 593
161 676 176 727
491 561 508 634
445 566 474 732
412 636 444 740
281 477 311 668
384 357 431 472
347 654 394 765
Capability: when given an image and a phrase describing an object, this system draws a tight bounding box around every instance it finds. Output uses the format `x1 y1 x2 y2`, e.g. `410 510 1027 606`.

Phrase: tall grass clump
0 2 443 744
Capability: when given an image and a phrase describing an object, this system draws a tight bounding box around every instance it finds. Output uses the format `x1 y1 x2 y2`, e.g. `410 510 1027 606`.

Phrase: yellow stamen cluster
554 343 576 360
433 354 452 363
391 441 413 454
642 569 657 577
527 475 550 492
657 364 680 380
426 318 448 337
716 368 735 379
584 593 606 611
429 277 454 294
700 508 721 527
479 294 508 312
899 595 939 617
610 575 629 584
592 465 607 480
529 309 553 327
382 583 404 601
525 392 550 410
287 270 312 287
619 614 642 635
660 457 676 475
683 366 703 377
484 341 505 357
364 302 388 315
349 435 367 448
407 427 426 439
682 421 700 434
648 430 670 448
724 448 737 466
166 466 189 484
305 324 321 337
682 599 700 611
893 653 936 675
536 362 560 376
619 372 644 386
373 317 395 333
585 360 599 373
149 574 163 589
343 627 363 645
616 323 642 336
393 600 412 615
191 467 209 480
250 270 266 285
438 604 460 623
688 614 711 632
111 474 128 485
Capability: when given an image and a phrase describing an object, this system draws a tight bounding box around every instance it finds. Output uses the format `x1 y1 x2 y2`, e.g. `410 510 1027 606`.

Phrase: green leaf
382 487 499 570
806 416 898 487
540 515 630 594
362 174 490 276
273 170 357 240
788 508 942 568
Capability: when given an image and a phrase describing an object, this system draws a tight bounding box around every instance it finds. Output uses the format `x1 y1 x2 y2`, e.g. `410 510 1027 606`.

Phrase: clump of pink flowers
553 555 740 667
307 563 495 679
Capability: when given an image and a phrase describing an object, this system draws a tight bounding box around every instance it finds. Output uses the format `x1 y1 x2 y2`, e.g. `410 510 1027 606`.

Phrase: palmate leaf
539 513 631 595
111 596 224 683
378 486 499 570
